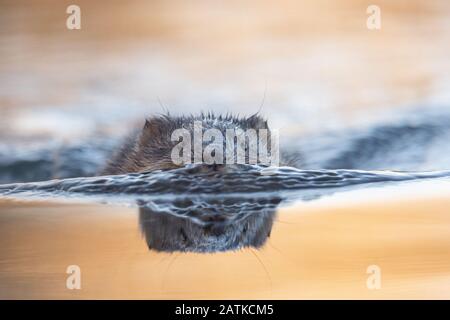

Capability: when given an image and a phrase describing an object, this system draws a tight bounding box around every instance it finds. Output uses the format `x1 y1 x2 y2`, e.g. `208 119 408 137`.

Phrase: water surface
1 0 450 299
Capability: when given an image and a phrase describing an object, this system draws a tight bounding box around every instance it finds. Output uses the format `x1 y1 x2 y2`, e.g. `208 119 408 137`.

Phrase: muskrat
101 112 299 175
99 112 294 252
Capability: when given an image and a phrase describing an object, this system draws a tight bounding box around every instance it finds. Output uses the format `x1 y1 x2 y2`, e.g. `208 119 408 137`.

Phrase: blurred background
1 0 450 181
2 1 450 299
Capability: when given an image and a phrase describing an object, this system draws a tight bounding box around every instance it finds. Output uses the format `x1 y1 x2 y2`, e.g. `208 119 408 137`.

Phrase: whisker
249 248 273 297
161 252 181 292
274 218 296 225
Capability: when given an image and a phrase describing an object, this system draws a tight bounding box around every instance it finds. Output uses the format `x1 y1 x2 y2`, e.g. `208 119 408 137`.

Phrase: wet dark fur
101 112 296 175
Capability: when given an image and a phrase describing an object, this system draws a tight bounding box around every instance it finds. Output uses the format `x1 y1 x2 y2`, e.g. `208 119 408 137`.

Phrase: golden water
1 180 449 299
1 0 450 299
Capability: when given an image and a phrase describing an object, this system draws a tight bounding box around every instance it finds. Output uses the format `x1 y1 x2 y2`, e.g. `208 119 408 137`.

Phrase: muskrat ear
143 118 166 132
247 114 268 130
141 118 157 143
140 116 173 145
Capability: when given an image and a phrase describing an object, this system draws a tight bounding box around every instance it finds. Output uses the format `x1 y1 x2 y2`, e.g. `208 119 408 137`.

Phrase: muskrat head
102 113 272 174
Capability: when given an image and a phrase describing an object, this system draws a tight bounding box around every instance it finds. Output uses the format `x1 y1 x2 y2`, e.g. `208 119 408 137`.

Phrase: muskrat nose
185 163 247 175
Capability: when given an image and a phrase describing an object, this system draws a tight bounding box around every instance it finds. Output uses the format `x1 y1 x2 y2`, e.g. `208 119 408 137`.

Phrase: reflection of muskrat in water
101 113 299 175
139 197 281 252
